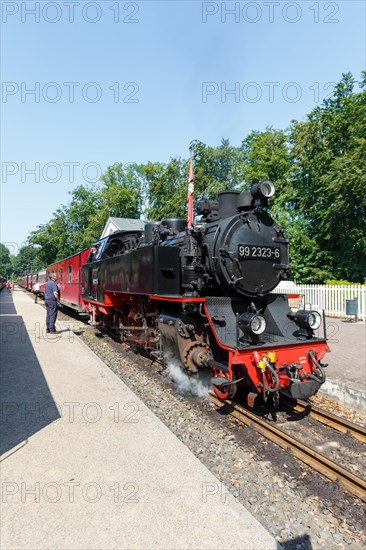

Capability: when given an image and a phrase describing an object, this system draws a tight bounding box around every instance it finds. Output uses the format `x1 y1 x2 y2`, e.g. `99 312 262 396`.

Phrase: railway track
281 394 366 444
31 292 366 501
209 392 366 501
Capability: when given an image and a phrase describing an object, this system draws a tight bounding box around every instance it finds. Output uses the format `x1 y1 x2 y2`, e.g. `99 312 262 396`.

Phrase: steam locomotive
21 181 330 406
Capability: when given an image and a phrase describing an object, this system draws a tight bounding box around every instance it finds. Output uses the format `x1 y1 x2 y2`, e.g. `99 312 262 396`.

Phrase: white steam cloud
167 361 211 398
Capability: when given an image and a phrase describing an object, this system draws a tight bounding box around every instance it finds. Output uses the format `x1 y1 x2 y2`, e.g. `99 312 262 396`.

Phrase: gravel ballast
65 317 365 550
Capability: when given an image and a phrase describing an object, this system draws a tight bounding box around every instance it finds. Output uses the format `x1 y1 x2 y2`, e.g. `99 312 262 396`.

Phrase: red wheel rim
212 369 232 400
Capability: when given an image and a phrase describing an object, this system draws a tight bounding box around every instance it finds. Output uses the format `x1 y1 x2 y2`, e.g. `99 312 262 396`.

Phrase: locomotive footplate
284 380 320 400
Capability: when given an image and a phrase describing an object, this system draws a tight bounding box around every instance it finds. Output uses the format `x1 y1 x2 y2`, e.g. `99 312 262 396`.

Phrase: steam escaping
167 361 211 398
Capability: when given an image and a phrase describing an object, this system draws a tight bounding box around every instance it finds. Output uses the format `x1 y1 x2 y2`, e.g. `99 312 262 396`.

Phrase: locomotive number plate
238 245 280 261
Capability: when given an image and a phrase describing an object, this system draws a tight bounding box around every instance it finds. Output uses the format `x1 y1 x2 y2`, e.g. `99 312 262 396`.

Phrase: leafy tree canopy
11 245 44 275
289 71 366 281
14 72 366 283
0 243 13 278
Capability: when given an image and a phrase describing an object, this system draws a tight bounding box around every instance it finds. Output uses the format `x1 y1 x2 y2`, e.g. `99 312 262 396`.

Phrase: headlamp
239 313 266 336
258 180 275 198
250 180 275 200
294 310 321 331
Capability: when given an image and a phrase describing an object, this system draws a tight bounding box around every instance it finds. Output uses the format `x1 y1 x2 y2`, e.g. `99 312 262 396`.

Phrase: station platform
0 287 278 550
320 318 366 412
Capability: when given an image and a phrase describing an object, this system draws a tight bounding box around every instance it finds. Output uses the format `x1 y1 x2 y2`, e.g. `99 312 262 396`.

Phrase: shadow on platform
0 289 17 315
283 533 313 549
0 290 60 456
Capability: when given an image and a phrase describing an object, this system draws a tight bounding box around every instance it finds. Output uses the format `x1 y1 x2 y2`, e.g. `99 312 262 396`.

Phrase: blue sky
1 0 365 253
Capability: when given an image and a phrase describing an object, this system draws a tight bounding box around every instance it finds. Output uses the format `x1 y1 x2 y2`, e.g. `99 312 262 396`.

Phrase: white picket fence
273 283 366 321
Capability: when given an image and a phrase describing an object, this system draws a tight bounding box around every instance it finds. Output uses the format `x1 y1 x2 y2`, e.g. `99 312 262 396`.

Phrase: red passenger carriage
47 249 90 311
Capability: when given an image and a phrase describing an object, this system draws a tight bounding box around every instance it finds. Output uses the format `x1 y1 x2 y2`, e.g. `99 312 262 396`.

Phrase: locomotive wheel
212 369 237 400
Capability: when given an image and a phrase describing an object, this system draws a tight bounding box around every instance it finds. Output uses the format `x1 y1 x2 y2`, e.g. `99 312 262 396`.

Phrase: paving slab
0 288 279 550
321 318 366 412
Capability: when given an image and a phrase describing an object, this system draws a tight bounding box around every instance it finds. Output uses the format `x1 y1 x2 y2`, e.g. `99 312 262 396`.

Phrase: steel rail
209 392 366 501
281 395 366 444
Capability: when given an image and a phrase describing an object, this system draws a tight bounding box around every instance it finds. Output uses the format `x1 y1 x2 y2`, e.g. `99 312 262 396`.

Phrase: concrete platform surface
320 318 366 412
0 288 279 550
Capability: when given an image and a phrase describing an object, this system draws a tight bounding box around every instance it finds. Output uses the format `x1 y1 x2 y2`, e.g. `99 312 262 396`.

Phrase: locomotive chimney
218 190 240 218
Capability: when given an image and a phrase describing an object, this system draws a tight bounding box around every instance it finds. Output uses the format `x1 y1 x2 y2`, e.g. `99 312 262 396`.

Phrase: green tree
191 138 244 197
289 72 366 281
67 184 101 251
28 163 144 263
29 206 71 265
144 139 246 222
83 162 144 243
0 243 13 277
100 163 143 219
145 158 188 220
11 245 44 274
240 128 291 192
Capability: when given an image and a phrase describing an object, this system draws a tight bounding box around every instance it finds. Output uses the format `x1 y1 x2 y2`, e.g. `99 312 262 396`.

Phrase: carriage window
68 265 72 283
60 268 63 282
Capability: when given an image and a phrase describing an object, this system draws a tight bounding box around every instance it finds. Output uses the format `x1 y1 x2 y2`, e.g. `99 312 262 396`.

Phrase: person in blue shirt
45 273 60 333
